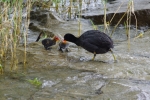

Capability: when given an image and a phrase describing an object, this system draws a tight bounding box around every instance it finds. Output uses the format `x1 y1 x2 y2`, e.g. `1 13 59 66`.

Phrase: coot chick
36 32 60 50
58 40 69 52
64 30 116 60
42 36 59 50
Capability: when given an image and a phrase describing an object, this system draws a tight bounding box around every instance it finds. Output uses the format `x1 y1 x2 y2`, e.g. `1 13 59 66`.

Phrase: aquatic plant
90 20 98 30
0 64 3 74
108 0 137 39
102 0 109 33
100 0 138 50
28 78 42 87
0 0 31 72
134 31 144 39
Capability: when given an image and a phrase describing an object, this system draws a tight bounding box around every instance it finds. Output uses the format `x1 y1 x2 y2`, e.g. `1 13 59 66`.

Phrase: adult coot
64 30 116 60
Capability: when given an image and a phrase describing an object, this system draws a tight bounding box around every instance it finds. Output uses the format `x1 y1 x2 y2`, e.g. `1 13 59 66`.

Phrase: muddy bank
81 0 150 28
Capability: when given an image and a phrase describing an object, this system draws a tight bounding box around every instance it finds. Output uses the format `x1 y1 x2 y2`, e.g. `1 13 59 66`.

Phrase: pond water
0 19 150 100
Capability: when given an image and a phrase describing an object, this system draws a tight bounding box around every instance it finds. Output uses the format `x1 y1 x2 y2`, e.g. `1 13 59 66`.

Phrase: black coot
58 40 69 52
64 30 116 60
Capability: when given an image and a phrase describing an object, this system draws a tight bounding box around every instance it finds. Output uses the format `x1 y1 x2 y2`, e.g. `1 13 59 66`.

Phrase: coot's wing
80 38 99 53
80 37 110 53
80 30 113 49
93 33 113 48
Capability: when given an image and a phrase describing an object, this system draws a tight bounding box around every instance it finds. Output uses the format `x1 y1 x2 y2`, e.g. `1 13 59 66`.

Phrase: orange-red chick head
62 40 67 44
54 36 60 41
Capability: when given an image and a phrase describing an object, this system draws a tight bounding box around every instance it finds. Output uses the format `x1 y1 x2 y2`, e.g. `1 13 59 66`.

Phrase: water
0 18 150 100
51 0 102 20
1 0 150 99
61 0 102 10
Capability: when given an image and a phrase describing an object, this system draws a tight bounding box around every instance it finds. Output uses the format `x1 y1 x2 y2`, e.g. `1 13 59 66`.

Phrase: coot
36 32 59 50
42 36 59 50
64 30 116 60
58 40 69 52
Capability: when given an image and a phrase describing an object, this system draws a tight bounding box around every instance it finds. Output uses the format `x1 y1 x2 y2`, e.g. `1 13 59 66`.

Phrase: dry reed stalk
0 0 32 73
23 0 32 68
103 0 107 33
110 3 131 37
126 0 136 50
78 0 82 37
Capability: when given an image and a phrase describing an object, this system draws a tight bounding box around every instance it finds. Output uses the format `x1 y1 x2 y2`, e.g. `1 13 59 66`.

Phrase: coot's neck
69 35 80 46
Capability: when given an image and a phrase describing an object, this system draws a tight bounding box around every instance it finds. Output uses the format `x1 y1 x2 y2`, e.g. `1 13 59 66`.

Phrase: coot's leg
110 49 116 61
92 52 96 60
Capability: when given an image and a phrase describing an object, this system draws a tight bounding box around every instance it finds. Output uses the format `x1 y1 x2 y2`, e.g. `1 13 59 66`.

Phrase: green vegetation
28 78 42 87
90 20 98 30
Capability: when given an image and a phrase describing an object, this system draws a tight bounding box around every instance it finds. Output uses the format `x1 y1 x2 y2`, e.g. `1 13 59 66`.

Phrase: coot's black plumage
64 30 116 60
